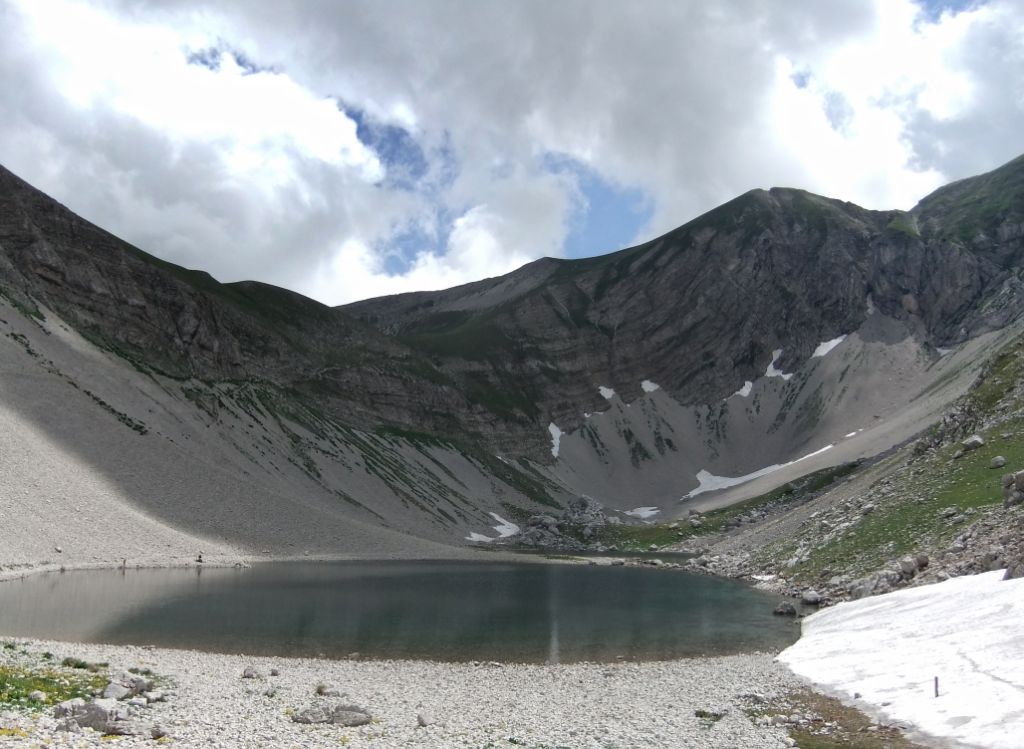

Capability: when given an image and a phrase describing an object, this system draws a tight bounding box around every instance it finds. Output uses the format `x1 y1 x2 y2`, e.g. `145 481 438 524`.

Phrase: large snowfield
779 570 1024 749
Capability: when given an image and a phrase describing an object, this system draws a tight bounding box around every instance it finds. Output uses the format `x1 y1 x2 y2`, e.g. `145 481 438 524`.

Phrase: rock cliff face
348 158 1024 455
1 155 1023 557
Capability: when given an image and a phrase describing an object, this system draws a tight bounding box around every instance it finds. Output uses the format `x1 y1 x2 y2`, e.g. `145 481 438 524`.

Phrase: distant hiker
196 551 204 564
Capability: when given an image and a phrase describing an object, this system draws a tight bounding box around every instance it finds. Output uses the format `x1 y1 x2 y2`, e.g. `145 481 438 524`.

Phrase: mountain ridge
1 154 1022 566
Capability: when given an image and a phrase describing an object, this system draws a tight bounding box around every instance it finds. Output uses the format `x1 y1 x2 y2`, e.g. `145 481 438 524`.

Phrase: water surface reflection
0 561 797 662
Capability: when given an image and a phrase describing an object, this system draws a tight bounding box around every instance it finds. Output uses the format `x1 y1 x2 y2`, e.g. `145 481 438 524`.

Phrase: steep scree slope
1 155 1023 560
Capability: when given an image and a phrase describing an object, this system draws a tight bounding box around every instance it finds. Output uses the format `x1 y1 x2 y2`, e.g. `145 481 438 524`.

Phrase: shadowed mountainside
1 155 1023 564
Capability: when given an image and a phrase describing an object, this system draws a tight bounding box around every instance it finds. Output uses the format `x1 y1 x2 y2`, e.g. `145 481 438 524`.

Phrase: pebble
1 637 802 748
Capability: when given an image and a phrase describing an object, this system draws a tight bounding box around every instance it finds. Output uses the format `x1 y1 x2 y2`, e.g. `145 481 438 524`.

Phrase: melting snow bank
683 444 834 499
640 379 660 393
811 335 846 358
734 380 753 398
465 513 520 543
623 506 660 519
598 385 616 399
778 571 1024 749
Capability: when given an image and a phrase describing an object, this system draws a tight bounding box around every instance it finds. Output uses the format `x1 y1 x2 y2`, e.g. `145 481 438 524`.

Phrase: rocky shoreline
1 637 805 748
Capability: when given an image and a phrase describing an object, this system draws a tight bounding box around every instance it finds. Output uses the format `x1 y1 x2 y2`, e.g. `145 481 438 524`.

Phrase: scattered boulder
962 435 986 450
898 556 918 576
122 673 153 695
102 682 131 701
518 497 610 549
242 667 260 679
990 456 1007 469
1015 471 1024 492
417 711 435 727
1002 473 1024 508
103 719 152 737
57 699 132 734
773 602 797 616
55 718 81 733
801 590 822 605
315 683 342 697
27 690 46 702
850 569 903 599
270 668 280 677
562 496 608 527
54 698 85 718
291 704 372 726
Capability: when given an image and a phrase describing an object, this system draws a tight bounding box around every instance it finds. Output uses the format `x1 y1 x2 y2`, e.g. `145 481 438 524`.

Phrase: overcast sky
1 0 1021 305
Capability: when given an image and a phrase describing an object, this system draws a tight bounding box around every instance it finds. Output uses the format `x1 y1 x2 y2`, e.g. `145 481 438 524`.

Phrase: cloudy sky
1 0 1021 305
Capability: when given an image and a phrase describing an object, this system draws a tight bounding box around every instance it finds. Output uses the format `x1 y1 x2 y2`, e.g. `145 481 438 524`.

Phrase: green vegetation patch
787 423 1022 583
598 462 861 551
753 689 932 749
886 212 920 238
60 657 108 672
0 661 108 709
0 286 45 322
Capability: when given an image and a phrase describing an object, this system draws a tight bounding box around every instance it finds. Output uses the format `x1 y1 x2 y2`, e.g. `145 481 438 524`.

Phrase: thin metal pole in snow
934 676 939 697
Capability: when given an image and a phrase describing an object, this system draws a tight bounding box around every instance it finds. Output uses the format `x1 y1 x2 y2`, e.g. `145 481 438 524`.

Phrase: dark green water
0 561 797 662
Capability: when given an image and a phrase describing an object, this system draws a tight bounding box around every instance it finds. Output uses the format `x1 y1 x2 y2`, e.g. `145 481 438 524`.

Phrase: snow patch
866 293 876 315
734 380 753 398
464 512 521 543
765 349 794 381
598 386 616 400
937 347 953 356
683 444 834 499
489 513 519 538
844 429 864 439
640 380 660 393
779 571 1024 749
624 506 660 519
548 422 562 458
811 335 846 358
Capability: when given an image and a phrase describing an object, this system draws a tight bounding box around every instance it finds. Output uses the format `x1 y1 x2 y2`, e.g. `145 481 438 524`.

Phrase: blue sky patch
346 107 428 190
382 215 452 274
915 0 984 22
186 45 274 75
546 155 653 259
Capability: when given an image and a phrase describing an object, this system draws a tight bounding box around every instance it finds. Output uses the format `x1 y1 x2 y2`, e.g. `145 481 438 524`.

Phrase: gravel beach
0 637 802 748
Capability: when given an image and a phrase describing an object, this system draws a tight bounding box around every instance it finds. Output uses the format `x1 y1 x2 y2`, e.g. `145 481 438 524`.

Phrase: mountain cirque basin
0 561 797 663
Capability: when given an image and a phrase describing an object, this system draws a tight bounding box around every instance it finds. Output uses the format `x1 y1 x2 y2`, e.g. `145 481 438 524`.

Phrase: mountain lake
0 560 798 662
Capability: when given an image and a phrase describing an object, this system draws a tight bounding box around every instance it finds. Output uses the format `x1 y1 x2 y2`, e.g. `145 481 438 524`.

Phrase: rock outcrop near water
2 154 1024 562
